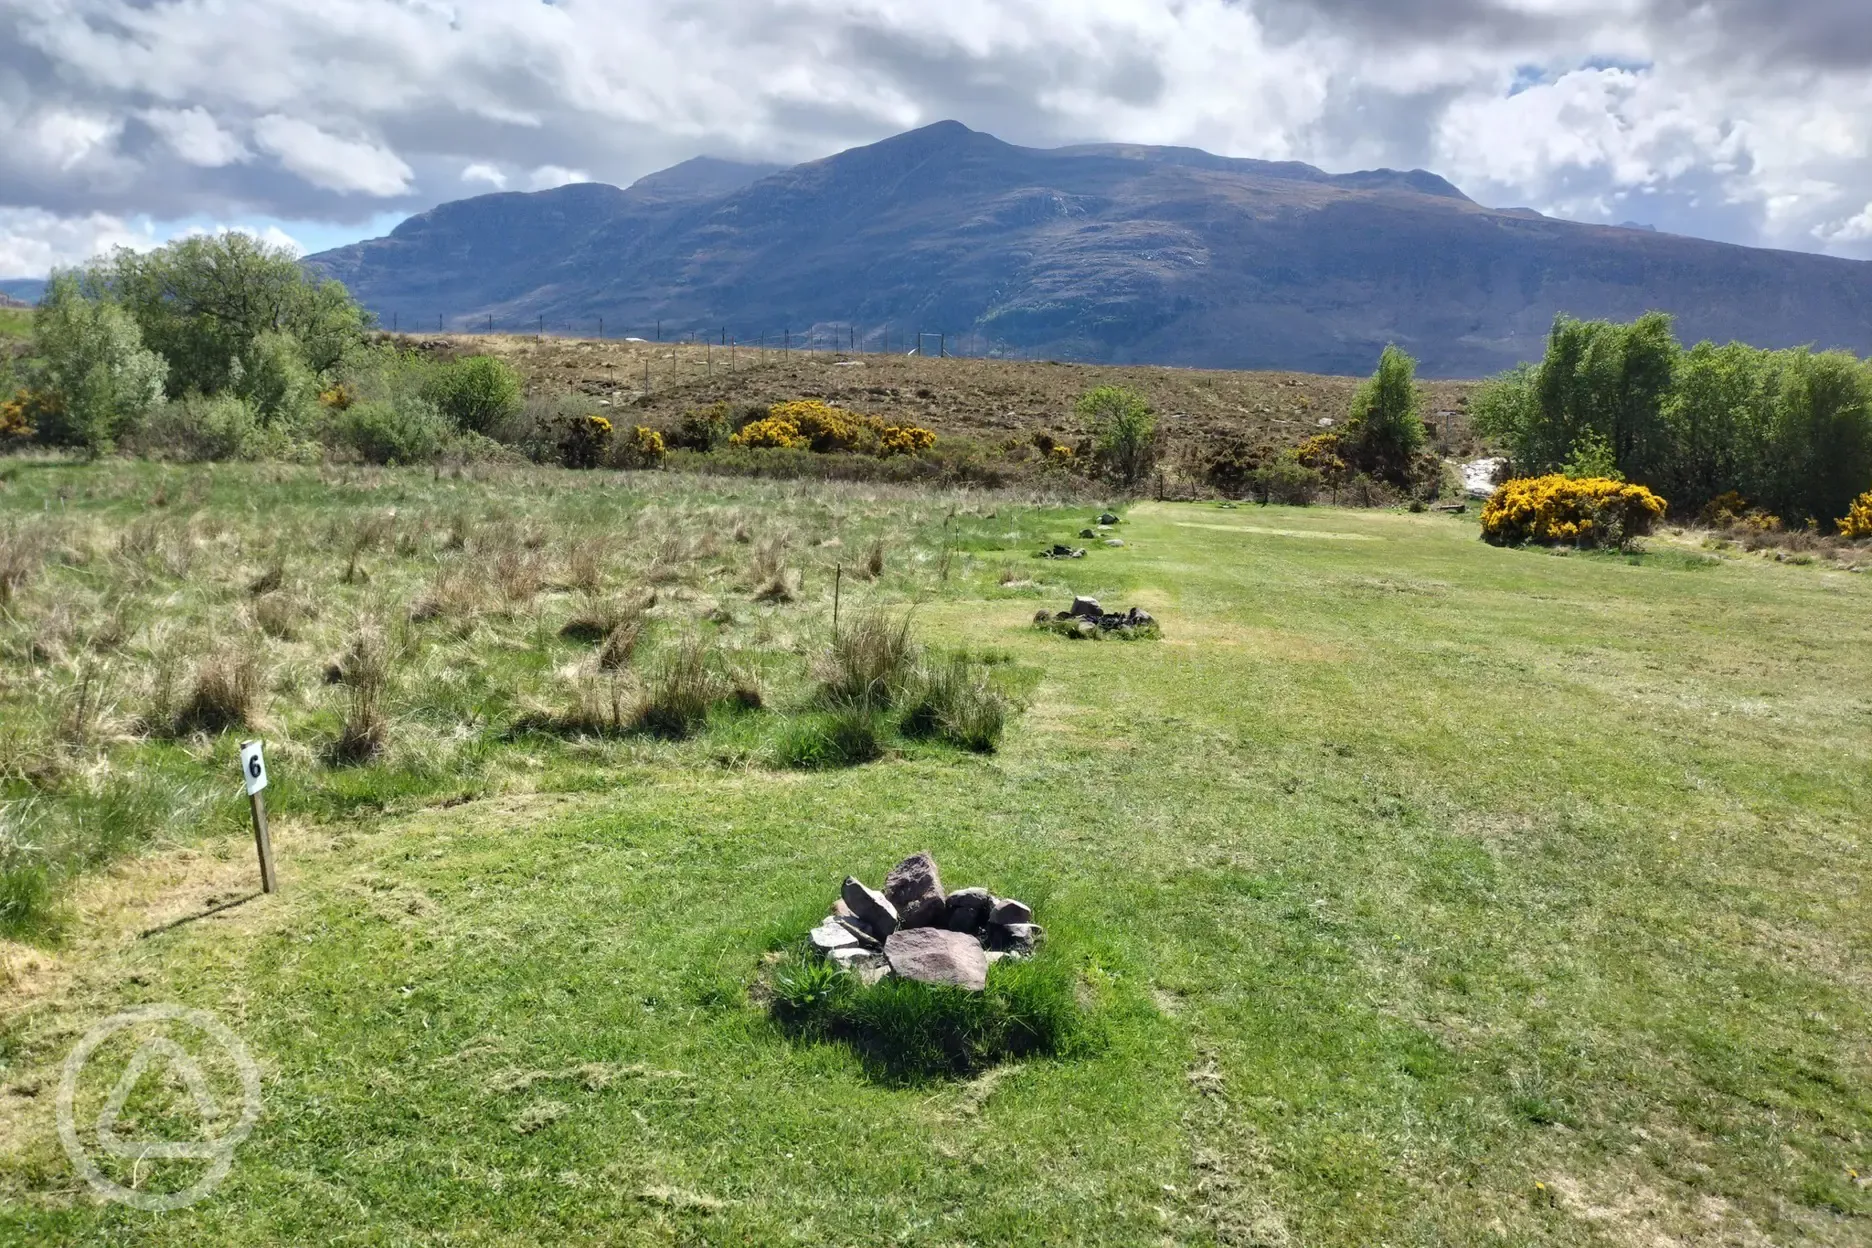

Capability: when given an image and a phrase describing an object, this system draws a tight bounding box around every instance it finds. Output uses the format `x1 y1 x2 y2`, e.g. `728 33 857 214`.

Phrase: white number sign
239 741 268 796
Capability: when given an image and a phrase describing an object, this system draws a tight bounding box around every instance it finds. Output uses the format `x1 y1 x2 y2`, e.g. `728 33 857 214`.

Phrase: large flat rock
884 928 989 991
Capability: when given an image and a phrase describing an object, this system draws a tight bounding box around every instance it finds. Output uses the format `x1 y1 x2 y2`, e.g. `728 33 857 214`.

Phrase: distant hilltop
306 121 1872 377
0 279 43 308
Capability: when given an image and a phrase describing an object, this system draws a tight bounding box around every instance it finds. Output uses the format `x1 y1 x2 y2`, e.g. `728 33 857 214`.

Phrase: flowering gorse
1481 474 1667 549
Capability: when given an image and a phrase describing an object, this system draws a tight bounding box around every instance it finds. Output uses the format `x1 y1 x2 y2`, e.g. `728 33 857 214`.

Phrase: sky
4 0 1872 276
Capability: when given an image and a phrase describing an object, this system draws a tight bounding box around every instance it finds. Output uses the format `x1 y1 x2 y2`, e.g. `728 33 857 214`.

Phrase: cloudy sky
4 0 1871 275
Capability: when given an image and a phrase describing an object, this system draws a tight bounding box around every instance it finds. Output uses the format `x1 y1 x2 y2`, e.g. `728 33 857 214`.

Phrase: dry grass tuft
635 634 728 738
860 536 887 580
558 536 610 596
494 547 544 605
329 628 390 765
0 520 50 608
814 609 917 707
409 566 484 627
174 650 262 735
598 619 643 672
253 593 300 640
247 558 286 596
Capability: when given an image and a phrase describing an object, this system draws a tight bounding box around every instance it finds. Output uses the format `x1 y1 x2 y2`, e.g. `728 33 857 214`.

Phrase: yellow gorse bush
1839 489 1872 539
729 400 936 458
731 416 809 450
1481 474 1667 548
0 389 37 440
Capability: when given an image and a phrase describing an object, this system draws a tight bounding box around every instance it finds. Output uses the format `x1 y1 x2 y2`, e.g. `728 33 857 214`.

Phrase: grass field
1 461 1868 1245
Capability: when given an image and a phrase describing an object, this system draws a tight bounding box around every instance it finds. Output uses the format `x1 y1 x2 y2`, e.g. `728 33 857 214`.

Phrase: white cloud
141 107 249 167
16 108 123 174
461 162 508 190
1818 203 1872 245
252 115 413 196
0 209 162 277
1 0 1871 266
528 165 591 191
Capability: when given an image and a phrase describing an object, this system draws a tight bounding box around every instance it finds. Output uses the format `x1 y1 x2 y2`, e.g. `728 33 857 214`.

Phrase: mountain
0 280 45 306
306 122 1872 377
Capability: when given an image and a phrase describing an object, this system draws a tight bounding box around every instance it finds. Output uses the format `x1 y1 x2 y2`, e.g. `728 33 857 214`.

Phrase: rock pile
808 852 1042 991
1036 596 1155 633
1037 543 1086 560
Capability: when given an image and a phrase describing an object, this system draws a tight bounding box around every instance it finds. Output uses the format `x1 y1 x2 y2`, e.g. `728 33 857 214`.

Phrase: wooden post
250 790 277 894
239 740 277 895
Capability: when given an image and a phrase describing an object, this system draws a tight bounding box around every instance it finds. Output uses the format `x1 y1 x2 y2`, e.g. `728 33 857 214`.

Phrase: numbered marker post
239 740 277 894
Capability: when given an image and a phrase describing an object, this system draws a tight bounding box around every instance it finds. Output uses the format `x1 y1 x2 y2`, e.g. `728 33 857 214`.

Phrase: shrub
559 413 612 469
238 330 320 427
731 415 808 450
1481 474 1667 549
329 395 451 464
137 392 264 461
30 273 168 454
879 425 937 456
1249 451 1323 505
773 400 868 452
898 656 1008 753
1 389 40 440
424 355 522 434
1077 385 1156 486
608 424 666 469
673 402 733 450
1839 489 1872 539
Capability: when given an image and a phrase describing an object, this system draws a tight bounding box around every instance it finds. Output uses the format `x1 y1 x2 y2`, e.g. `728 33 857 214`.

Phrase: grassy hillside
0 307 31 343
1 463 1868 1244
397 331 1486 460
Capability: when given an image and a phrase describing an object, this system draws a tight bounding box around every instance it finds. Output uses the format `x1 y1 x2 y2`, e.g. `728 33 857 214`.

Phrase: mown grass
1 468 1869 1245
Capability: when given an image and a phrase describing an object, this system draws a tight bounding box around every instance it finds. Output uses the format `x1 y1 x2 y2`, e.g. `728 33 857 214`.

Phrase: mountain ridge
306 121 1872 377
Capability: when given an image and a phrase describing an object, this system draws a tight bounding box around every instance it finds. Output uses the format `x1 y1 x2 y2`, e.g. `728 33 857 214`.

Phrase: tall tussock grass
814 609 917 708
329 627 390 764
635 633 730 738
173 650 262 735
899 655 1010 753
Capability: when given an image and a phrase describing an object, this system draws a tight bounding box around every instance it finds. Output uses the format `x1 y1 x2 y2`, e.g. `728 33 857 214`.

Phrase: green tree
1346 345 1427 481
424 355 523 434
91 233 369 397
31 273 167 454
1760 349 1872 527
1530 313 1679 481
1077 385 1156 486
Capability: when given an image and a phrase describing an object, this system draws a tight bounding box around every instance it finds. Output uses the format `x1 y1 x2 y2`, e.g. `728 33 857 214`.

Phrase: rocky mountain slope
307 122 1872 377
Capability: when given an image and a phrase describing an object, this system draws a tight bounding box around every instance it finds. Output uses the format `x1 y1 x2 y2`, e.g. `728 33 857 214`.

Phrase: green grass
0 307 31 342
2 466 1869 1244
